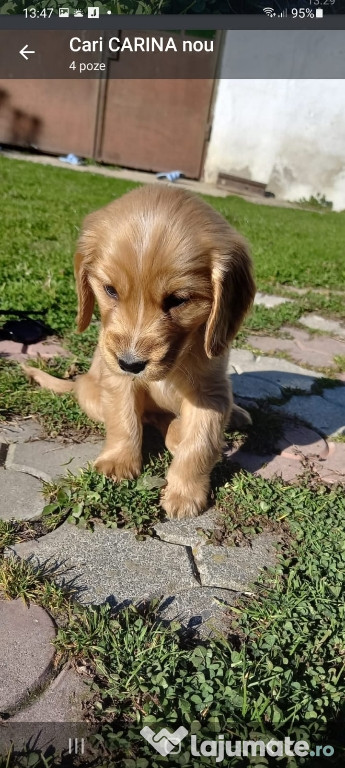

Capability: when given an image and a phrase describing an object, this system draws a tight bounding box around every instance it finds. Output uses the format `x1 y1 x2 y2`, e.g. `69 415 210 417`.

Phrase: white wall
204 35 345 210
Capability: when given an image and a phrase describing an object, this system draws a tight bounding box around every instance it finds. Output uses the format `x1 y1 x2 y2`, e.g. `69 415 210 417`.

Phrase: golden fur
24 185 255 519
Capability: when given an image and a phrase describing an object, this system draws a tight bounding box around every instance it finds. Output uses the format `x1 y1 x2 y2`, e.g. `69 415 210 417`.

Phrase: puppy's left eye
104 285 118 299
163 294 189 312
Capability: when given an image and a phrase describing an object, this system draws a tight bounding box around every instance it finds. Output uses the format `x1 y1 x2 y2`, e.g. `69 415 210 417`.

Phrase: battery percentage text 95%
292 7 316 15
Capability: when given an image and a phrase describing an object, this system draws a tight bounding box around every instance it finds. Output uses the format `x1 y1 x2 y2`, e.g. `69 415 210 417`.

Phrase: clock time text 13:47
24 7 55 17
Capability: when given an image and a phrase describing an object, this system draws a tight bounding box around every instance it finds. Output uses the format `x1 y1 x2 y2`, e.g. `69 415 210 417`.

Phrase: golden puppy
24 185 255 519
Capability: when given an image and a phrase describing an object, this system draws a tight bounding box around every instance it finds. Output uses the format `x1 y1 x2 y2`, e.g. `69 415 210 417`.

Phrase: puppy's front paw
161 484 207 520
228 403 252 430
94 452 141 481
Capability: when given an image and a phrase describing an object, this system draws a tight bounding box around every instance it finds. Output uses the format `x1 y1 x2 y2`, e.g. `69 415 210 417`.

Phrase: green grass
1 474 344 766
206 193 345 292
0 157 138 334
41 456 168 535
1 156 345 766
39 406 283 537
0 357 104 436
0 155 344 435
0 556 74 614
0 520 17 551
1 156 344 340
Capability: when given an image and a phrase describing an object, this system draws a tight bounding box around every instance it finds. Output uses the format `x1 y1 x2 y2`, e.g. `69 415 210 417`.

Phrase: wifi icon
263 6 275 15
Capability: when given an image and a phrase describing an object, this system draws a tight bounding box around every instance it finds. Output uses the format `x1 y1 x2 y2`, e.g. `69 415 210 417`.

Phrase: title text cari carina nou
69 35 214 73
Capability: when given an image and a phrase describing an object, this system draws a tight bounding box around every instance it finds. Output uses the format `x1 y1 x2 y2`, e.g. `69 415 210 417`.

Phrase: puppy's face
75 186 255 381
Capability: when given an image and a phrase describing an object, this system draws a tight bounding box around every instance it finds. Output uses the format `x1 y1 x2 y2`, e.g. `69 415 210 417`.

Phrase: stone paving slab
4 664 89 757
158 587 236 638
275 395 345 438
231 373 283 401
8 439 102 482
193 534 278 593
0 418 43 445
228 349 257 371
299 314 345 338
322 385 345 409
254 292 293 308
0 599 56 714
11 664 88 723
229 350 321 396
225 448 276 475
248 357 323 383
229 349 323 379
8 524 199 605
0 722 89 759
313 442 345 484
258 455 308 482
0 338 70 362
276 424 329 459
154 509 221 548
0 468 46 521
226 423 345 484
247 328 345 370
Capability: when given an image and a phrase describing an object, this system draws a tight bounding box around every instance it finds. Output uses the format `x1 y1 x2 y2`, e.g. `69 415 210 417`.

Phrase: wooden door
96 31 220 179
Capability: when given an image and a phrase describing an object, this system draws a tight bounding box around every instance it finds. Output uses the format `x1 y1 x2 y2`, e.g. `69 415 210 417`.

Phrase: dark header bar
0 13 345 29
0 29 344 78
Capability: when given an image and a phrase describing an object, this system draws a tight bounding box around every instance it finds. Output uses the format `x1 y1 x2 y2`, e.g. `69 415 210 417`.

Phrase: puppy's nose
118 353 148 374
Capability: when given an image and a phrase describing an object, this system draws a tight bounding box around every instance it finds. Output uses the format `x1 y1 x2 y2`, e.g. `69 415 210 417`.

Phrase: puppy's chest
147 380 182 416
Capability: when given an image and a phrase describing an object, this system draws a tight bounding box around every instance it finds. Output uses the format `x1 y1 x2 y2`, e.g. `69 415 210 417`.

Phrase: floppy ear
74 250 95 333
204 234 255 358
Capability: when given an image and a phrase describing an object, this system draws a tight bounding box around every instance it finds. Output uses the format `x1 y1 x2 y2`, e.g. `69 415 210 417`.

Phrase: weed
50 477 345 764
41 455 169 535
0 359 104 439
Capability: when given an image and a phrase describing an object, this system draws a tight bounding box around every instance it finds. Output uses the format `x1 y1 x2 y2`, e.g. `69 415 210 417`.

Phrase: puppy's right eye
104 285 118 299
163 294 189 312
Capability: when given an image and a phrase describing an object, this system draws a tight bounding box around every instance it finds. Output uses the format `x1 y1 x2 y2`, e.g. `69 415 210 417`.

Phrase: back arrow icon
20 45 35 60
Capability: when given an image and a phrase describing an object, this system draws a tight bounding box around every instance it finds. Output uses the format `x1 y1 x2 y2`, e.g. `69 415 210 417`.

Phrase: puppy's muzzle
118 353 148 375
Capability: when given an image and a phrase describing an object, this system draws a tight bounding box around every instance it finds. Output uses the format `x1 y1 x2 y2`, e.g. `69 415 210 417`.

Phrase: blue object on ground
59 153 83 165
156 171 185 182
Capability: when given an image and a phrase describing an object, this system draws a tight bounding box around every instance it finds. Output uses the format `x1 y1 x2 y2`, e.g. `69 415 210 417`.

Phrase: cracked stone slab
4 665 89 756
254 292 293 308
258 455 308 482
322 385 345 409
0 468 45 521
0 338 70 362
314 442 345 484
158 587 237 638
275 395 345 438
231 373 282 401
8 440 102 481
0 599 56 714
0 419 43 445
194 534 278 593
299 314 345 338
226 423 345 484
225 447 275 475
228 349 256 372
247 328 345 370
9 523 199 605
227 447 312 483
276 424 329 459
11 664 88 723
154 509 221 548
226 446 309 482
229 354 321 394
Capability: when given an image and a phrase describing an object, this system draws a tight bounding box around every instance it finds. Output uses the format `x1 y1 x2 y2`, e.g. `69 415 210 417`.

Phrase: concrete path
1 294 345 734
1 149 301 209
